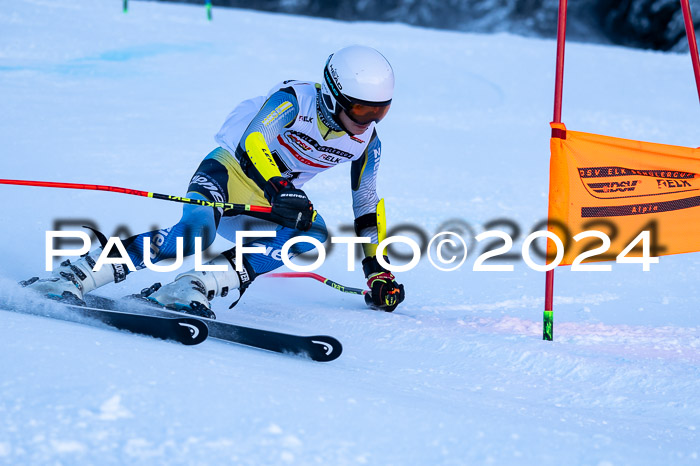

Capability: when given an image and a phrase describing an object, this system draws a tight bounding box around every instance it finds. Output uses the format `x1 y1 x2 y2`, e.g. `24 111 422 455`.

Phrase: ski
85 295 343 362
0 298 208 345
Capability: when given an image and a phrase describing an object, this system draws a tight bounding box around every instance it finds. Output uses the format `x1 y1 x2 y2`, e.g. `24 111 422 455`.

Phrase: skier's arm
351 130 382 257
236 87 314 231
351 131 405 312
236 88 298 189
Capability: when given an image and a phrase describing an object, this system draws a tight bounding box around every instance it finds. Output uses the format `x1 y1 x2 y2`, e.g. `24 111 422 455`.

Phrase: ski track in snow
1 0 700 464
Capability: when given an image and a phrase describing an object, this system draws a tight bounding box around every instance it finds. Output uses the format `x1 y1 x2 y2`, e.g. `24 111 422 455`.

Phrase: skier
23 45 406 318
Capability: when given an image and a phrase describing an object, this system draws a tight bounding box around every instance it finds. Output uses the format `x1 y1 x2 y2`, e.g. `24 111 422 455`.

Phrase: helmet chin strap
322 89 354 135
333 109 354 135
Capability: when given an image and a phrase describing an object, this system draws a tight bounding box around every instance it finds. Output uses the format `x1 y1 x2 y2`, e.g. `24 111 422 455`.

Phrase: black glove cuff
354 212 378 236
362 255 391 278
264 176 291 202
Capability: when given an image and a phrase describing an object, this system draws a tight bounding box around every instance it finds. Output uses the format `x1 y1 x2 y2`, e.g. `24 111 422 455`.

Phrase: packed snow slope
1 1 700 464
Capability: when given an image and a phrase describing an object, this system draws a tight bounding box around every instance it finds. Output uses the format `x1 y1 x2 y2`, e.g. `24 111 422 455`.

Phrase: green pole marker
123 0 128 13
206 0 212 20
543 310 553 341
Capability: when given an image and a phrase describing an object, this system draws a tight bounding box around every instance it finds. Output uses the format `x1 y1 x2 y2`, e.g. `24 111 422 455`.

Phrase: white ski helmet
321 45 394 125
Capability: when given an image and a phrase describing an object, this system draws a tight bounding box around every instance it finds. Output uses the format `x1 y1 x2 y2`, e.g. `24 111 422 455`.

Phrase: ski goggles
323 66 392 125
339 100 391 125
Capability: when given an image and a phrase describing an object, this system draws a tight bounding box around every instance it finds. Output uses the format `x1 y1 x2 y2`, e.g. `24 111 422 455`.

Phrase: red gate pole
680 0 700 104
552 0 568 124
544 0 569 341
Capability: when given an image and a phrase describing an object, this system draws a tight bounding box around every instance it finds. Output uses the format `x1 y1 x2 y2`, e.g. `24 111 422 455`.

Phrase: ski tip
177 318 209 345
308 336 343 362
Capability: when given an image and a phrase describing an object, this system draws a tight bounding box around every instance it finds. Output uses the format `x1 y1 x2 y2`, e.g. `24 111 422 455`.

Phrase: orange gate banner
547 123 700 265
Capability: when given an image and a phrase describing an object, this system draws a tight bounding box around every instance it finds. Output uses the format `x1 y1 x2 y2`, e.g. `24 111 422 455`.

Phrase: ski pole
266 272 368 296
0 179 271 216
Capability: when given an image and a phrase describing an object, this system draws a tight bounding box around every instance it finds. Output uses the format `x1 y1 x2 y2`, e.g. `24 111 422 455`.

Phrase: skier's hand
362 256 405 312
264 176 314 231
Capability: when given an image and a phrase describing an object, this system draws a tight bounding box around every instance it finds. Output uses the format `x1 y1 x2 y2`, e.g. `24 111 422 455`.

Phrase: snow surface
1 0 700 464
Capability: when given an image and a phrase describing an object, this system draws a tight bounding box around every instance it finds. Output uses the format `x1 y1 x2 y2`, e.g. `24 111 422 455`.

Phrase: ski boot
21 249 127 304
141 250 254 319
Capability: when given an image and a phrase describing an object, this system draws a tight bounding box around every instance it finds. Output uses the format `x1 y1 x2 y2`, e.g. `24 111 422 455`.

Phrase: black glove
264 176 314 232
362 256 405 312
